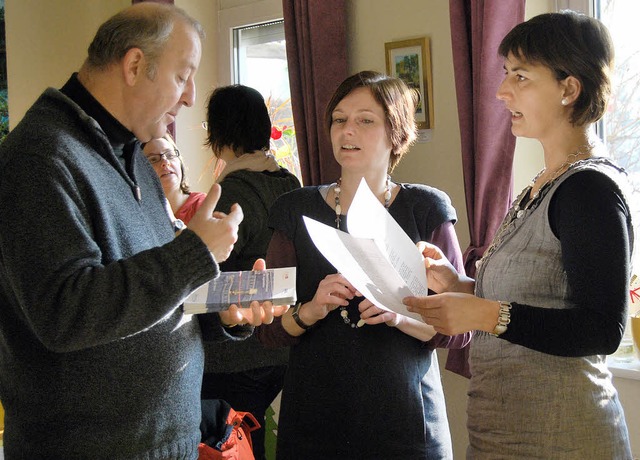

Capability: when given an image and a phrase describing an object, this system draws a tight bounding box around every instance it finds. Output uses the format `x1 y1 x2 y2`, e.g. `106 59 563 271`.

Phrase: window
596 3 640 199
595 1 640 272
232 20 302 182
593 0 640 365
594 1 640 264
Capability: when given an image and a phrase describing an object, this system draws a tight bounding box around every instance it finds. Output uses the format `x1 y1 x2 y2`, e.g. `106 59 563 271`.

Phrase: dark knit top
0 75 245 459
259 184 464 459
495 165 634 355
203 169 300 374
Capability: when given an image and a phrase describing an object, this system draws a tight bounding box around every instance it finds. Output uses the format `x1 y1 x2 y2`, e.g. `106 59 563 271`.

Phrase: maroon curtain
282 0 348 186
447 0 525 378
450 0 524 277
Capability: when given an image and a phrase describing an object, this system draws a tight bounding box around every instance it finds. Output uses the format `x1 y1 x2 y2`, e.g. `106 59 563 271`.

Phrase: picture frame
385 37 434 129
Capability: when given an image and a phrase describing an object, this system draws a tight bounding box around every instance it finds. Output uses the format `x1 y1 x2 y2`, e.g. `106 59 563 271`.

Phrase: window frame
580 0 640 375
217 0 283 86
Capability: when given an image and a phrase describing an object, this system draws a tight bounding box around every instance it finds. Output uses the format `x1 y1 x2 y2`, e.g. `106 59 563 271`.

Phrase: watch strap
292 302 312 330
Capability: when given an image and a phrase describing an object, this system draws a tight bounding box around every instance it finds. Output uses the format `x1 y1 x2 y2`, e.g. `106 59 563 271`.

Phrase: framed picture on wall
385 37 434 129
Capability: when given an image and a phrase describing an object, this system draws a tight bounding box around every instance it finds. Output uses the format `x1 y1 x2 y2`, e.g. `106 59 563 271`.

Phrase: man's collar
60 73 136 150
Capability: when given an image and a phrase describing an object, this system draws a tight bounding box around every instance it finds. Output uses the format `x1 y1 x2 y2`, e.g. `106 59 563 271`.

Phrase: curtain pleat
283 0 348 186
450 0 525 277
447 0 525 377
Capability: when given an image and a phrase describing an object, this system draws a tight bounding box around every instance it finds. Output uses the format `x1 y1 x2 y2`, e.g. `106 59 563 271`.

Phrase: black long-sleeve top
502 170 634 356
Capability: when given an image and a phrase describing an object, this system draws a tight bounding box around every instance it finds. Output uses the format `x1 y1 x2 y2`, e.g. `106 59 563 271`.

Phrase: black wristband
292 302 312 330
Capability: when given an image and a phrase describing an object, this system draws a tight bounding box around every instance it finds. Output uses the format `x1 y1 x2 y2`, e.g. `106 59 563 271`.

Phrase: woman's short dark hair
205 85 271 157
498 10 614 126
324 70 419 172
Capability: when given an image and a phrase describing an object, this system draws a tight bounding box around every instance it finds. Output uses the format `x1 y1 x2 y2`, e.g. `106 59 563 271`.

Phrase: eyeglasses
145 148 180 164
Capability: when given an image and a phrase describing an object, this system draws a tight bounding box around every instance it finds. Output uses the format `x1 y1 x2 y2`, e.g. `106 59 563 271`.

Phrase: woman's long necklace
333 175 392 228
477 145 593 270
333 175 392 328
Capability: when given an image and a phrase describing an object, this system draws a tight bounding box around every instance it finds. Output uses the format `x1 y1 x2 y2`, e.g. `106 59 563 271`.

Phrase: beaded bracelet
490 301 512 336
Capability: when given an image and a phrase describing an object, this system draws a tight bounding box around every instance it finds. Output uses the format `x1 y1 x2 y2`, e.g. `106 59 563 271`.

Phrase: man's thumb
196 183 222 218
252 258 266 271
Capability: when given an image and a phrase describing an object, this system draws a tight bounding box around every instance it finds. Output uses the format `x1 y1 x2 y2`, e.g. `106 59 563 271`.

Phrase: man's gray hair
85 3 204 79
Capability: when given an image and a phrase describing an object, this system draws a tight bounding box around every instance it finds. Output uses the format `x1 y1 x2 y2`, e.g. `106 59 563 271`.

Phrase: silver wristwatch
173 219 186 233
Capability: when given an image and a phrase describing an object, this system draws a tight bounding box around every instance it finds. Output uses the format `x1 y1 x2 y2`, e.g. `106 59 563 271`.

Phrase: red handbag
198 400 260 460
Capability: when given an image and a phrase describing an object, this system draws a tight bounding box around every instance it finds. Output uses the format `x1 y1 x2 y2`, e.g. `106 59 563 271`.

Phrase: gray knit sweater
0 82 242 459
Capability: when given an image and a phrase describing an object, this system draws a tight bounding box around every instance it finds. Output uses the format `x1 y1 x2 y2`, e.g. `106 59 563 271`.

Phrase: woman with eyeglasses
143 132 206 224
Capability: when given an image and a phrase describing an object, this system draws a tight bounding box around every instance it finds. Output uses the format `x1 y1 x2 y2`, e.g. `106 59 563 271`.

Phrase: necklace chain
523 143 593 212
333 175 392 229
477 143 593 271
333 175 392 328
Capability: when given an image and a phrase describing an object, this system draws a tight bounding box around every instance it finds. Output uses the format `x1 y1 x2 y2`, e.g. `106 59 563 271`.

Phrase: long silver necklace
333 175 392 229
478 145 593 269
514 146 591 219
333 175 392 328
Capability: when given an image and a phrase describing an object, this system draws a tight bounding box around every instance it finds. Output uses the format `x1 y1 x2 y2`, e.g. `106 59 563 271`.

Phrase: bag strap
229 410 261 435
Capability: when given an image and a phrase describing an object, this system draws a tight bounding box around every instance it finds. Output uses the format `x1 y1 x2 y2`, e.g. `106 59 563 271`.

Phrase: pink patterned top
174 192 207 224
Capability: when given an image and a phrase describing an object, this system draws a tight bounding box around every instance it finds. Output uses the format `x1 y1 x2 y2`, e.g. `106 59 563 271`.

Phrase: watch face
174 219 186 231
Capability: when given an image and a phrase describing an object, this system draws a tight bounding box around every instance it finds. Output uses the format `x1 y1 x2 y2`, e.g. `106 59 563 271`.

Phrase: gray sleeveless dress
468 158 633 459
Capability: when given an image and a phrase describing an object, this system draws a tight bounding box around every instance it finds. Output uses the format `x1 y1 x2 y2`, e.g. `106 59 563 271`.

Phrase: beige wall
3 1 638 458
5 0 218 194
175 0 219 193
5 0 130 126
347 0 470 252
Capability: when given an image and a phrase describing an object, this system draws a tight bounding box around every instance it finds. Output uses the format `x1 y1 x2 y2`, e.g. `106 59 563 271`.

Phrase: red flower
271 126 282 140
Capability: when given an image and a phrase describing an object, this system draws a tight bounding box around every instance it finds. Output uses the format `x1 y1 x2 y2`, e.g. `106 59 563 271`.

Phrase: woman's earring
561 98 569 106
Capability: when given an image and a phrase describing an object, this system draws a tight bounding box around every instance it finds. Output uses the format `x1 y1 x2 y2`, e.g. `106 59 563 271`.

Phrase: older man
0 3 276 458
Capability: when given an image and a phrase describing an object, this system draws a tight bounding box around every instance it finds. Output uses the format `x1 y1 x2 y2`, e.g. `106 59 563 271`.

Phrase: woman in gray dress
405 11 634 459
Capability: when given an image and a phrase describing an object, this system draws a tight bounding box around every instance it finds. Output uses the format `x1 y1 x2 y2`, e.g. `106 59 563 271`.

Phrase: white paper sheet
302 178 427 321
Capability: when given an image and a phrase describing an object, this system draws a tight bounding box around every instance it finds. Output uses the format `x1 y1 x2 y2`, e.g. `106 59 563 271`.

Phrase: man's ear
561 75 582 105
122 47 146 86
